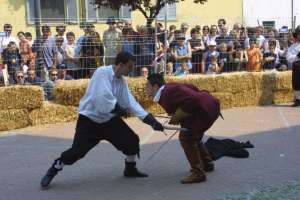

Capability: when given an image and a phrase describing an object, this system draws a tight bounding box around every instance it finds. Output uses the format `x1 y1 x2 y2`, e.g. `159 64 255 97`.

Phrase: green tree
93 0 208 26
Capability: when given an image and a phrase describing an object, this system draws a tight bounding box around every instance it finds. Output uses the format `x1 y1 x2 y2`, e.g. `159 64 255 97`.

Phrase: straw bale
274 71 292 90
232 90 260 107
0 109 29 131
0 86 44 110
53 79 89 106
29 102 78 126
211 92 234 109
273 90 295 104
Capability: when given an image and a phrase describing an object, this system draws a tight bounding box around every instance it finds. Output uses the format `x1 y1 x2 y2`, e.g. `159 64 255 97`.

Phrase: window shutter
119 5 131 20
26 0 35 24
157 3 176 20
66 0 79 23
86 0 97 22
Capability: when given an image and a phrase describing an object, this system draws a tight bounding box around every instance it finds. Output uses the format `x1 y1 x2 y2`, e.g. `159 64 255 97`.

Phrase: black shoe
123 161 148 178
291 99 300 107
40 160 63 189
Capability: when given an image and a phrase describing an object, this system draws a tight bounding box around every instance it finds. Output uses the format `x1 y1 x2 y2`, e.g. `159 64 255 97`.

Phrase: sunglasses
51 73 58 76
17 76 24 78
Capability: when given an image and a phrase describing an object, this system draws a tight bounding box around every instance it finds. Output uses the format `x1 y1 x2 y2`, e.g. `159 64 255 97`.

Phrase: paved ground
0 105 299 200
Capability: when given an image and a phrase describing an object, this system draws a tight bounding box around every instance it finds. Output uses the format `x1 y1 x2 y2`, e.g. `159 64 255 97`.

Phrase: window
27 0 79 24
85 0 131 22
157 3 176 21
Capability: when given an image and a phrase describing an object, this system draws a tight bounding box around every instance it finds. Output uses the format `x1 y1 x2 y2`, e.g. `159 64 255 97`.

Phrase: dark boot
123 161 148 178
198 142 215 172
40 159 63 189
179 133 206 184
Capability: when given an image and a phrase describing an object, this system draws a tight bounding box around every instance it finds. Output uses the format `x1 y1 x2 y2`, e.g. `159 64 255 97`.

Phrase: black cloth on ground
204 137 254 160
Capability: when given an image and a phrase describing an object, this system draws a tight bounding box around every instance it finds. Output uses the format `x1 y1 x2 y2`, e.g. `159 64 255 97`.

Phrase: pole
34 0 46 79
291 0 294 30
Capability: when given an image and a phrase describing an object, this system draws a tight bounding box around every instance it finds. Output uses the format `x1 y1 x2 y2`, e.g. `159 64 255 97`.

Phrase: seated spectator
140 67 149 78
174 62 189 76
172 34 192 72
218 42 231 72
246 37 263 72
42 68 58 100
231 41 248 71
15 71 25 85
57 64 73 80
1 41 22 84
202 40 219 73
166 62 173 76
189 28 205 73
25 69 42 85
263 42 277 70
207 54 220 74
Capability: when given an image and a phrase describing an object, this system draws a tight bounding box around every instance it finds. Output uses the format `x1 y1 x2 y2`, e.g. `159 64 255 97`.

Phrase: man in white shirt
41 51 164 189
0 24 17 55
286 26 300 107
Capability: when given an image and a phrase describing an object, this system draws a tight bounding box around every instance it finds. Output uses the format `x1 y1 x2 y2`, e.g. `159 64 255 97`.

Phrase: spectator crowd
0 17 297 99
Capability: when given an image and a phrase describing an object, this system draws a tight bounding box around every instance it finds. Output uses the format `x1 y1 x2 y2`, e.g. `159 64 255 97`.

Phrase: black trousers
60 115 140 165
292 61 300 91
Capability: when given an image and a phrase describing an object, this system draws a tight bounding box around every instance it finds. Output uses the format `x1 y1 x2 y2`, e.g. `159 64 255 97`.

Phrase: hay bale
273 90 295 104
212 92 234 109
275 71 292 90
0 86 44 110
29 102 78 126
232 90 260 107
0 109 29 131
53 79 89 106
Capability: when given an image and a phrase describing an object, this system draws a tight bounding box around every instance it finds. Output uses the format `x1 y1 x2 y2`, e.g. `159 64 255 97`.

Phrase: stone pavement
0 105 299 200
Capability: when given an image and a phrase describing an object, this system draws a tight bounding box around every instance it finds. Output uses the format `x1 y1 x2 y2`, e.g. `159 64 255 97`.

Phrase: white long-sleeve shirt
79 65 148 123
286 42 300 63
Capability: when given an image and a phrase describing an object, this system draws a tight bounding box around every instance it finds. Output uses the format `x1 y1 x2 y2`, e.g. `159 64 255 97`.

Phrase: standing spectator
172 34 192 72
103 17 122 65
1 41 22 84
286 26 300 107
121 27 136 55
195 25 201 34
75 23 90 58
202 25 210 47
216 26 233 46
64 32 80 79
32 25 58 78
117 20 125 32
90 31 104 67
25 32 33 46
167 25 176 44
202 40 219 73
25 69 42 85
189 28 205 73
55 36 65 66
14 71 25 85
0 24 17 55
254 26 265 50
17 31 35 69
181 23 191 42
55 25 67 45
263 29 280 53
217 18 227 31
246 37 263 72
263 42 278 70
206 25 218 47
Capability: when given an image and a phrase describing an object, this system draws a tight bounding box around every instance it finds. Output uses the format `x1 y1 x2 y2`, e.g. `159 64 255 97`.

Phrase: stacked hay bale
52 72 294 115
29 101 78 126
0 86 44 131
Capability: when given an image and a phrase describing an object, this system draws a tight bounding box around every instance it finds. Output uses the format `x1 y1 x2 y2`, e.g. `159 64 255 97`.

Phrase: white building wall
243 0 297 29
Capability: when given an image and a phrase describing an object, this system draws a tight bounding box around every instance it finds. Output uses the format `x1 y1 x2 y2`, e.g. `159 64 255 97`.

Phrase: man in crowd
25 69 42 85
103 17 122 65
0 24 17 55
287 25 300 107
40 51 164 189
146 74 221 184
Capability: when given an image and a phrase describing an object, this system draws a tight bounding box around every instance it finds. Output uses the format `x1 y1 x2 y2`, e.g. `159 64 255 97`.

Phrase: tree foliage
92 0 208 26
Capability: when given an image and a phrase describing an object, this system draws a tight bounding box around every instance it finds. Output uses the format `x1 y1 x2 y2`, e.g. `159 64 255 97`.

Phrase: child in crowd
174 62 189 76
218 42 231 72
263 42 277 70
246 37 262 72
207 54 220 74
232 41 248 71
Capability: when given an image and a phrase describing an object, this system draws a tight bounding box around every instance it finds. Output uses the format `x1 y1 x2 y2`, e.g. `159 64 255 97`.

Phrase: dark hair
56 25 66 32
218 19 227 25
17 31 25 37
25 32 32 38
4 24 12 29
147 73 165 87
42 25 50 32
115 51 135 65
66 31 75 38
190 28 199 35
